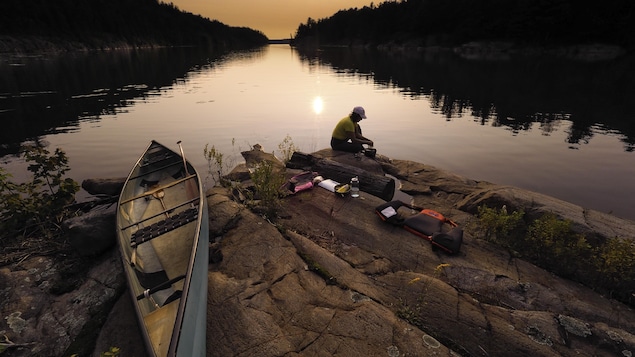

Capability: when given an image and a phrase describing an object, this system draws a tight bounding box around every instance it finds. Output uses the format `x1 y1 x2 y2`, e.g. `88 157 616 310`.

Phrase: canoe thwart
131 207 198 247
119 174 198 205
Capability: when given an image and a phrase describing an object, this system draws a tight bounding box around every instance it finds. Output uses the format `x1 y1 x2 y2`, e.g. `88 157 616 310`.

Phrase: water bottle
350 176 360 198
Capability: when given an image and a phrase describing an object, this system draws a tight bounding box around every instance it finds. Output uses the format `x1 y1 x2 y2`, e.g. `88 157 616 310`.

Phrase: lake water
1 44 634 221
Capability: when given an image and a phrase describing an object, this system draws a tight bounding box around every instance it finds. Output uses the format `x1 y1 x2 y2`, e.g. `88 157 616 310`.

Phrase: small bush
525 213 591 276
203 141 235 188
477 205 525 243
249 160 286 219
476 204 634 306
277 134 299 164
396 297 422 327
0 146 79 241
595 237 635 297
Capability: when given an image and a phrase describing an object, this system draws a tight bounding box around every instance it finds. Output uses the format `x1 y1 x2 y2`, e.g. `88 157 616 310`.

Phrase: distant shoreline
290 38 628 62
0 34 268 56
268 39 292 45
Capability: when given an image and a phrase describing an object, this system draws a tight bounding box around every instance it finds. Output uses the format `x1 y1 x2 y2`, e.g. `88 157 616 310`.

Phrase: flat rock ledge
2 149 634 357
203 150 635 357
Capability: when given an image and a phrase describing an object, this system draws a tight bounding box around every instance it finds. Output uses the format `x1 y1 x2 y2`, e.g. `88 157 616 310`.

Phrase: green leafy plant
249 160 286 219
594 237 635 296
396 297 422 327
203 140 235 188
0 146 79 240
67 346 120 357
277 134 299 164
525 213 591 274
100 346 121 357
477 205 525 242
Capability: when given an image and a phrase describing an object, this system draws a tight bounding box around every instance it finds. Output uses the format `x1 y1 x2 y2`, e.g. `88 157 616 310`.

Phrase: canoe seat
131 207 198 247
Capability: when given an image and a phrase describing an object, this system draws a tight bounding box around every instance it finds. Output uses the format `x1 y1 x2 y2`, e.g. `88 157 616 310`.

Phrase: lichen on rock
5 311 27 334
557 314 592 338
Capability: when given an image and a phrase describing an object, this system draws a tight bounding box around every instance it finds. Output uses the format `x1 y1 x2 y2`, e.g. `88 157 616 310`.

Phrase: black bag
431 227 463 254
375 200 462 254
375 200 408 225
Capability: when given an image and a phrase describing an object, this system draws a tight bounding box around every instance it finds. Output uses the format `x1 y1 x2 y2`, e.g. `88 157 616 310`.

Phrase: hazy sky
169 0 375 39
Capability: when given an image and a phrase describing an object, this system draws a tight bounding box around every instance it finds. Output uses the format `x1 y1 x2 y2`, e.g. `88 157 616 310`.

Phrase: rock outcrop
2 149 634 357
198 154 635 356
0 251 125 357
62 204 117 256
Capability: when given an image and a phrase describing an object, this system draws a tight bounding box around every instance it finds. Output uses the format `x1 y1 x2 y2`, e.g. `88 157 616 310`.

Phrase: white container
350 176 360 198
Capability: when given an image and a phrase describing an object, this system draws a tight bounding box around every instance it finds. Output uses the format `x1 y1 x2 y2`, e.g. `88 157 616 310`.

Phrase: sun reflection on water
312 96 323 114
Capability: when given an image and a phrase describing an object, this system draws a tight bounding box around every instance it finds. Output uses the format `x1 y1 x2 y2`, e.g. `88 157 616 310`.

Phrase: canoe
116 140 208 357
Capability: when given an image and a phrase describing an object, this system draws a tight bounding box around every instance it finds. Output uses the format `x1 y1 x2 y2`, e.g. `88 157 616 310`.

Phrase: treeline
0 0 268 53
294 0 635 49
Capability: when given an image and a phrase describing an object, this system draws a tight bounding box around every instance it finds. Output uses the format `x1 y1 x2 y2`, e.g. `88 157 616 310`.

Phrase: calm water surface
1 45 634 221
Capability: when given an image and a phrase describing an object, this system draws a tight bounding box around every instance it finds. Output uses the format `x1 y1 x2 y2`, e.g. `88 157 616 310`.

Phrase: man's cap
352 106 367 119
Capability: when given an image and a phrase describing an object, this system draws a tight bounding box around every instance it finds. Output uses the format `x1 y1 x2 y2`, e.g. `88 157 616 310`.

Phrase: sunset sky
169 0 376 39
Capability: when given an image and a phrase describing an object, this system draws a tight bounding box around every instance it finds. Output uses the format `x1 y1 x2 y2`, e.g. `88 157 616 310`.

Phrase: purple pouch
287 171 317 193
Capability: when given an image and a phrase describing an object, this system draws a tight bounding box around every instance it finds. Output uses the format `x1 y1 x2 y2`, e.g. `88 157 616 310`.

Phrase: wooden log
287 152 395 201
286 152 316 170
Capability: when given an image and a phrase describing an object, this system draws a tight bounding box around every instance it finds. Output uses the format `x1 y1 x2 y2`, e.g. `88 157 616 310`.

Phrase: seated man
330 106 374 153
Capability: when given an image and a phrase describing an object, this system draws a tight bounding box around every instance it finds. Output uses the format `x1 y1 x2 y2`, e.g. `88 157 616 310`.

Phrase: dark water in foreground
1 45 634 221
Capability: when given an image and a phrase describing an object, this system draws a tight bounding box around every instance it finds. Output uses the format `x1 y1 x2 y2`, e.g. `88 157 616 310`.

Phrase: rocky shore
1 148 634 357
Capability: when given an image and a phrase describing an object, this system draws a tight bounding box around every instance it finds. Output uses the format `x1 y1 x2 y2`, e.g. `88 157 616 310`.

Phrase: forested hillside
0 0 268 53
294 0 634 49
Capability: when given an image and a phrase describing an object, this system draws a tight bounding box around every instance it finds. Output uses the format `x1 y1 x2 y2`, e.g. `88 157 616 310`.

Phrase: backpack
375 200 463 254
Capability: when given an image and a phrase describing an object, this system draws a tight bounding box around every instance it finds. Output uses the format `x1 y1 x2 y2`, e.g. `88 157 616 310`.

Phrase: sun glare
313 96 324 114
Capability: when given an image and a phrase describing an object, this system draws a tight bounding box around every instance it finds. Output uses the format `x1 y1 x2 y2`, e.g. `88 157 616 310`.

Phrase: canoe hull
116 140 208 357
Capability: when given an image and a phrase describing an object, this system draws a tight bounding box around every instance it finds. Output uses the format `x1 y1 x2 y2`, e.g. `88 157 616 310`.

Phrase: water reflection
0 47 238 156
295 47 635 152
312 96 324 114
1 45 633 221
